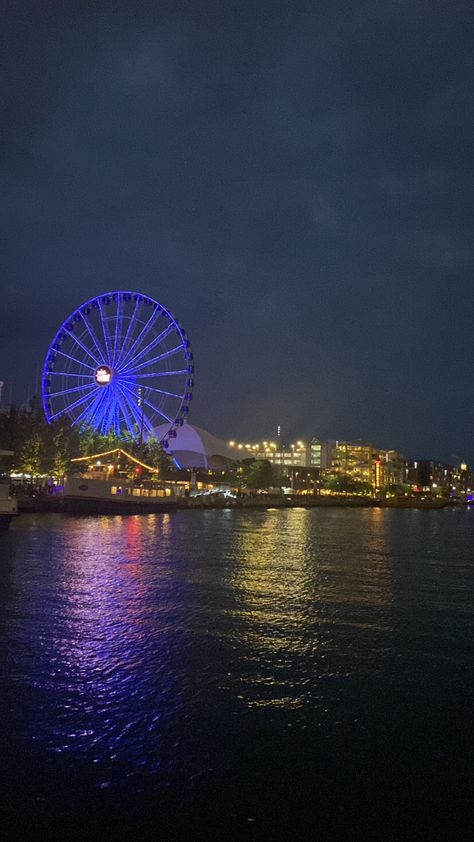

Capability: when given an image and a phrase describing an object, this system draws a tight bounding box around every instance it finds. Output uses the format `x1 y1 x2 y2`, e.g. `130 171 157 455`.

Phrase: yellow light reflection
228 508 394 710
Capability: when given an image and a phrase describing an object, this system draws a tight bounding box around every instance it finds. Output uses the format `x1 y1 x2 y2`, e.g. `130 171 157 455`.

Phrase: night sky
1 1 473 462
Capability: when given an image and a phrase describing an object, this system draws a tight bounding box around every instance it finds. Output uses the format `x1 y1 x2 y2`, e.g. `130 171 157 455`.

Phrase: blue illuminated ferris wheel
42 291 194 443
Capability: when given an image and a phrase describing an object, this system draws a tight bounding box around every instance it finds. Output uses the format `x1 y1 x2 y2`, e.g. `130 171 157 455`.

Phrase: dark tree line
0 400 80 476
0 398 172 476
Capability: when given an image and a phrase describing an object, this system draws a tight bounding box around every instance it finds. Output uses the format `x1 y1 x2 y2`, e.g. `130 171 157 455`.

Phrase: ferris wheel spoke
98 299 113 365
53 349 97 370
46 371 95 379
116 382 155 435
49 385 102 421
118 302 159 366
111 294 122 367
138 368 188 378
119 381 173 425
113 405 122 438
64 329 102 368
140 409 156 436
117 306 161 371
114 297 141 369
99 392 119 436
74 387 108 427
47 381 96 399
81 310 108 364
90 385 116 434
82 387 114 428
118 323 175 373
122 345 184 376
124 370 188 379
120 380 183 400
115 388 138 436
123 334 184 374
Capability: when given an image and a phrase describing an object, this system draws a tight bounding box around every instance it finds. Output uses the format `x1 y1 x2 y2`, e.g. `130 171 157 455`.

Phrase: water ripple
1 507 473 836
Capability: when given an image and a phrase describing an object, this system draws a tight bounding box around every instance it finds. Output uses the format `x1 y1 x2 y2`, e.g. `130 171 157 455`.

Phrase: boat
62 475 184 515
0 477 18 529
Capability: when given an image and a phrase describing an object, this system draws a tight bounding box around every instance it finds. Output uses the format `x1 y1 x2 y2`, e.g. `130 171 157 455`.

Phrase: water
1 508 473 840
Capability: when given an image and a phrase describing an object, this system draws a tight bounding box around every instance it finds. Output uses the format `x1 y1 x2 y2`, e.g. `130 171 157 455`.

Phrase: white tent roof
154 421 235 468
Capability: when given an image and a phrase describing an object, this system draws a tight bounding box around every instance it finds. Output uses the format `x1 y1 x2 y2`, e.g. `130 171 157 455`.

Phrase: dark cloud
1 0 473 460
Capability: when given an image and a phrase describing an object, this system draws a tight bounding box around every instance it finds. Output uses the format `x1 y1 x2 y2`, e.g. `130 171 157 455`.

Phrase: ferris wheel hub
94 365 113 386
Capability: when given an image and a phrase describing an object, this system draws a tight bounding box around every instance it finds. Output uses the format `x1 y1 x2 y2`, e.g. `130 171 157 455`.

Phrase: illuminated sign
94 365 112 385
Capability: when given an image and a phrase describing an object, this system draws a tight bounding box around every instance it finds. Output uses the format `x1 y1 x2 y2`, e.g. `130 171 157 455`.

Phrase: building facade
228 441 308 467
307 438 322 468
330 441 374 485
407 459 473 497
322 440 407 493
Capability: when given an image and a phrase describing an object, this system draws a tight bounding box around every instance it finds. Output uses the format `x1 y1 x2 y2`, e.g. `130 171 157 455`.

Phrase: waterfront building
407 459 473 498
407 460 449 493
228 440 308 467
319 441 407 493
320 440 338 470
373 449 407 491
308 437 322 468
259 441 308 467
453 461 474 497
330 441 375 485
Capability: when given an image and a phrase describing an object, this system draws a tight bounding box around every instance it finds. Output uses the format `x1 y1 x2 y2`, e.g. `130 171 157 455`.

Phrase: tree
242 459 275 490
16 427 42 474
48 416 81 477
117 434 175 477
139 435 174 473
321 473 357 493
387 482 411 497
78 425 122 456
4 398 80 477
0 398 175 480
352 481 373 496
13 400 46 475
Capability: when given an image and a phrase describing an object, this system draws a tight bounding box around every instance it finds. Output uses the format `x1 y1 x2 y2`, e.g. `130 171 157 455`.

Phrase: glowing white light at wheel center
94 365 113 385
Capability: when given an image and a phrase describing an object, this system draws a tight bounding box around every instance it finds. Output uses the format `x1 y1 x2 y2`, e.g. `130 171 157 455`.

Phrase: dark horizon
1 1 473 463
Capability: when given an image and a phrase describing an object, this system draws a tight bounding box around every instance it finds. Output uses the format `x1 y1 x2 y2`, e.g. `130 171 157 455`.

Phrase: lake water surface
1 508 473 840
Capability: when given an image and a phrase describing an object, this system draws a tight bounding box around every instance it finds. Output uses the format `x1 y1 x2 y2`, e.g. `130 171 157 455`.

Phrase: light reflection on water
3 509 394 752
226 507 394 709
1 507 473 827
2 513 190 781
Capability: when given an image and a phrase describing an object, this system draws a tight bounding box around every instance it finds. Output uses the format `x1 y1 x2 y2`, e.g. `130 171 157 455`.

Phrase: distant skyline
1 1 473 463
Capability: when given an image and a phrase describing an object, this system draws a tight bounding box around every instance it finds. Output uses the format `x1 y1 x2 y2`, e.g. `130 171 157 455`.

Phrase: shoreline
14 494 460 514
